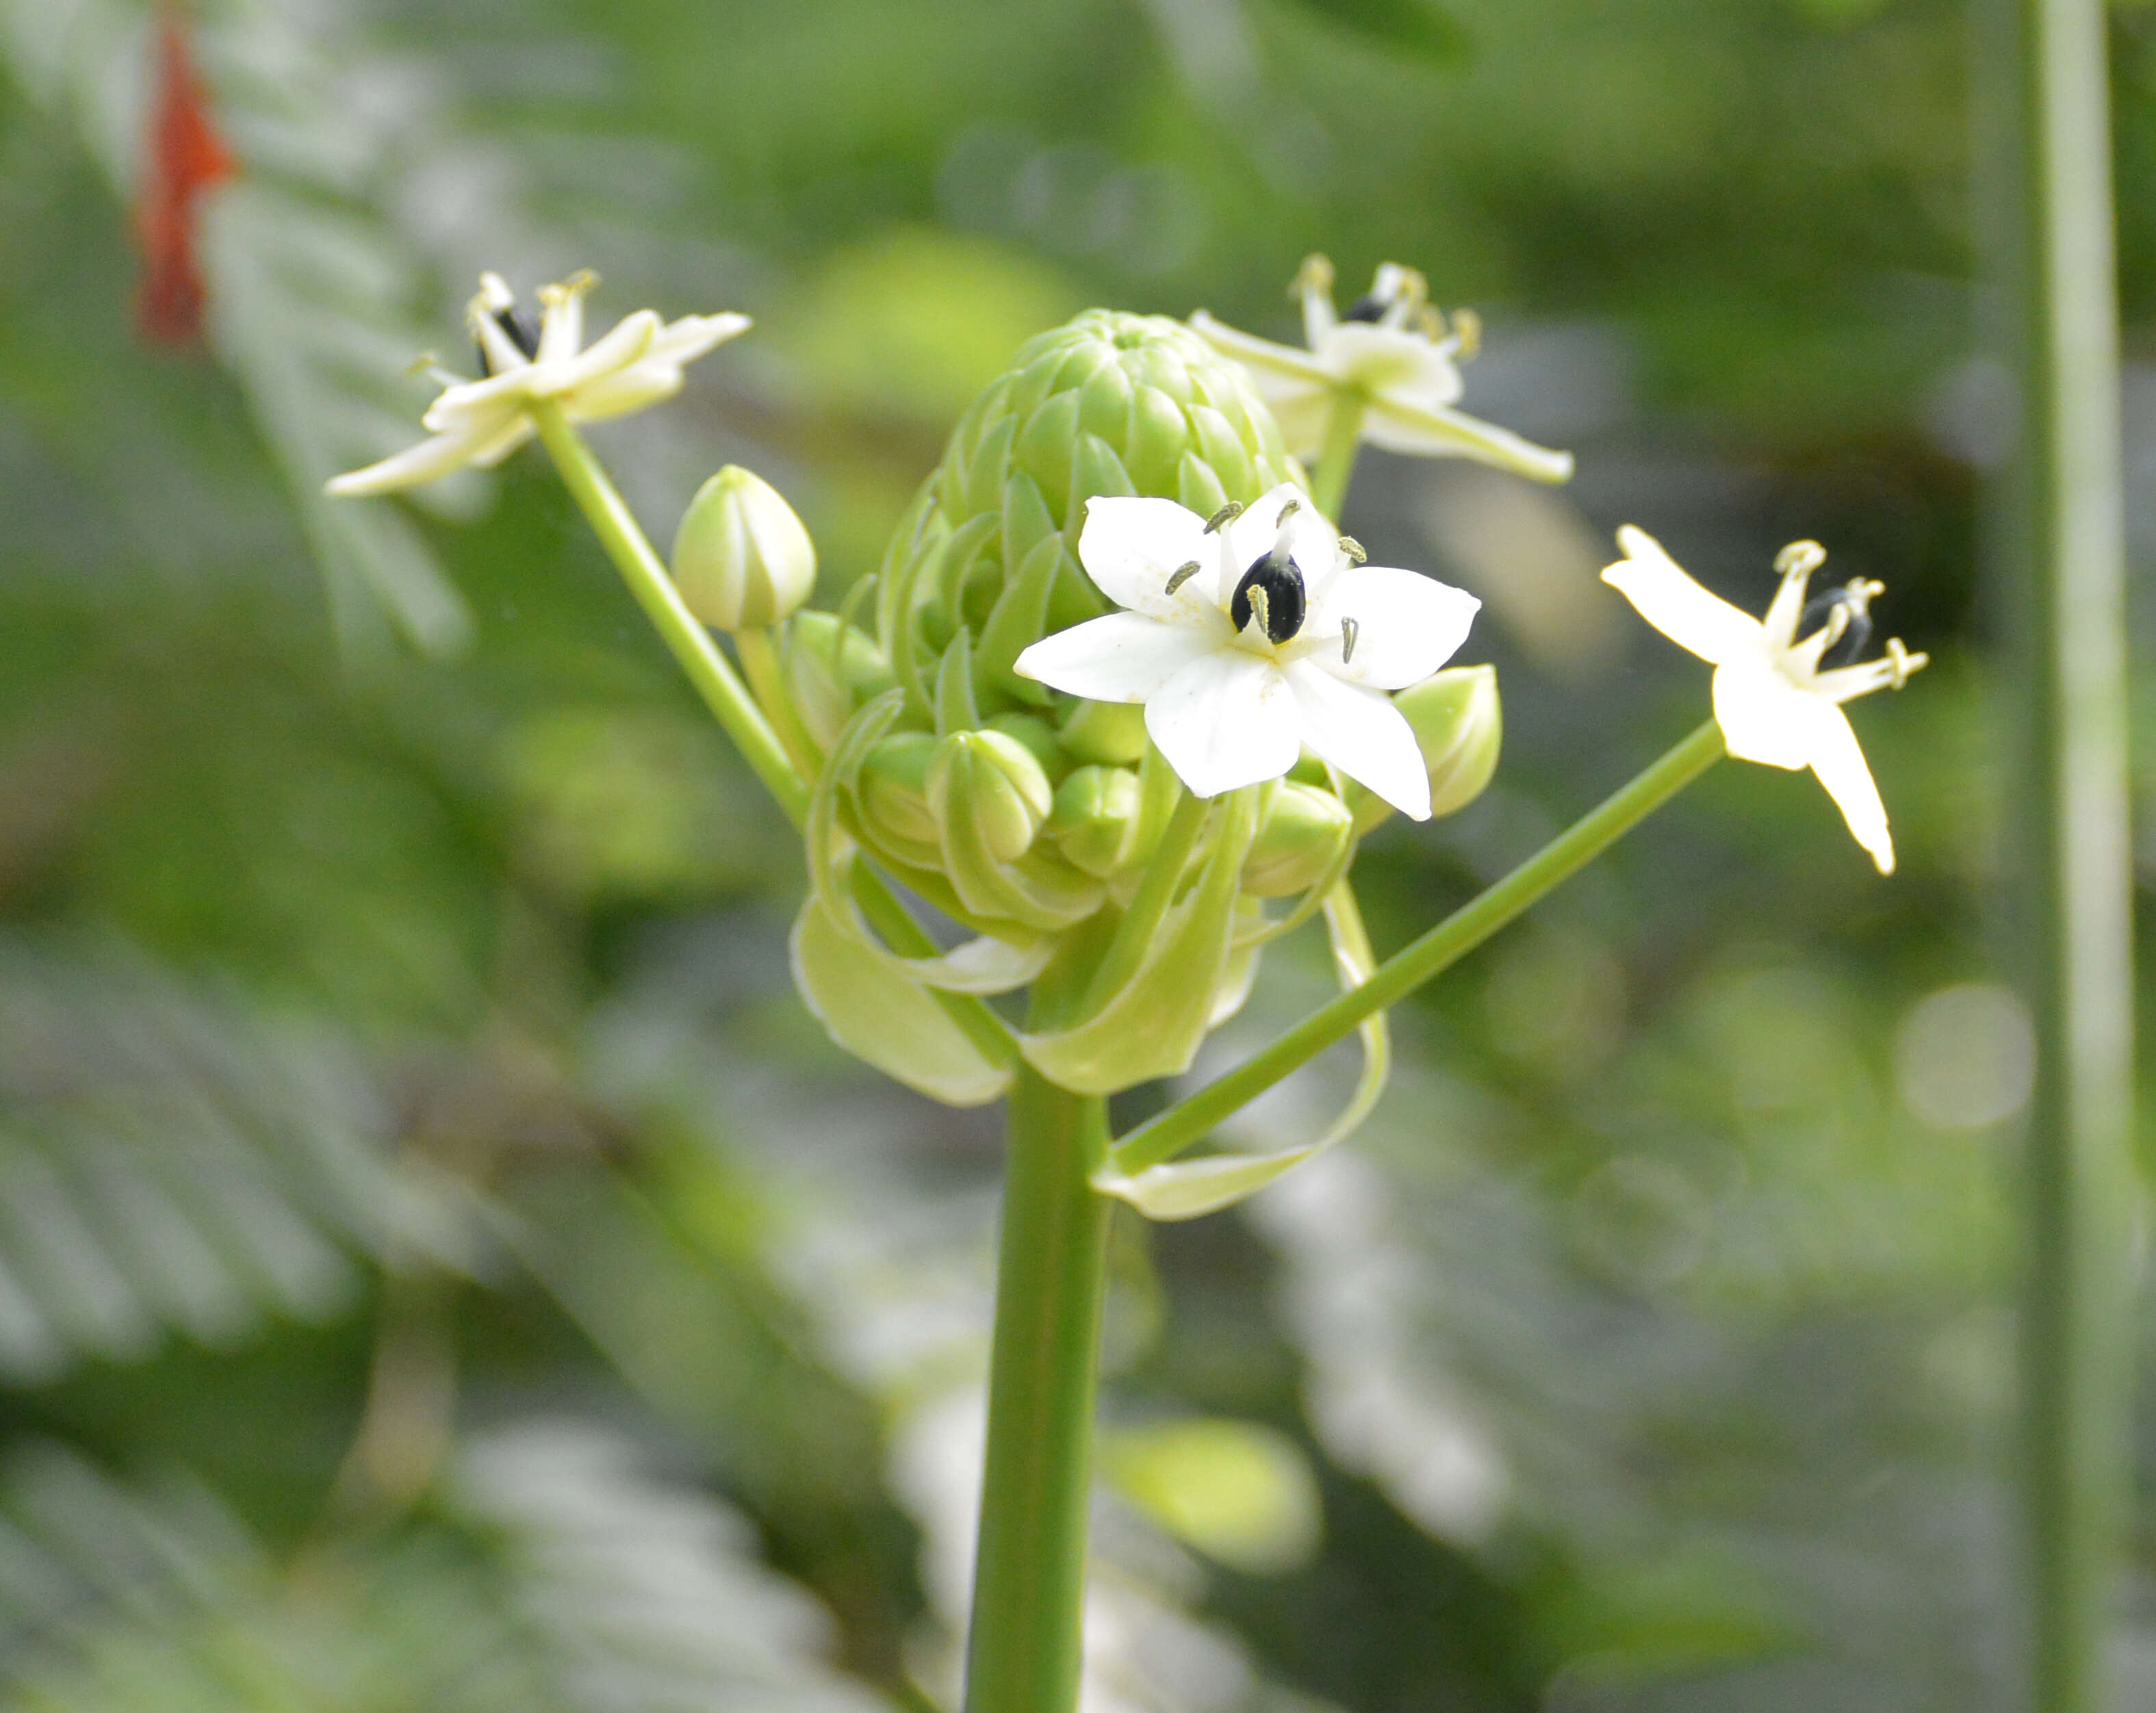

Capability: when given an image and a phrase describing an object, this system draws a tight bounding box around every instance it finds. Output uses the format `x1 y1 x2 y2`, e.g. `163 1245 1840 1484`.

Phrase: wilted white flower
1190 255 1571 483
1016 484 1481 819
328 271 749 497
1602 526 1927 873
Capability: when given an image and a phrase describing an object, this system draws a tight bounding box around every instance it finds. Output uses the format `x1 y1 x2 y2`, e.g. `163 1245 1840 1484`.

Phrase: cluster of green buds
678 310 1500 1120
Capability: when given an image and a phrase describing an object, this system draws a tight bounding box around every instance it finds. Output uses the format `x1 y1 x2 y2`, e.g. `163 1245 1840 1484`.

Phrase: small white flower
1602 525 1928 874
1190 255 1572 484
328 271 749 497
1015 484 1482 819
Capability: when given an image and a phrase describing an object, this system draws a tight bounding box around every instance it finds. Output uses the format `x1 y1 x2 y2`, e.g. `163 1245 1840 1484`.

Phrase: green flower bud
785 610 897 753
857 730 942 851
671 465 817 630
1353 665 1502 834
928 730 1053 866
1243 782 1355 897
986 711 1063 776
1048 765 1142 877
881 310 1300 717
1057 697 1148 765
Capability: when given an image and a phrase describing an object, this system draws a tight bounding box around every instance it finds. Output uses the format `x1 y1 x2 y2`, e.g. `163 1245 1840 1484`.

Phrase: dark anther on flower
1203 501 1244 534
1341 617 1359 664
1165 560 1203 597
1799 580 1880 672
1232 548 1307 644
477 306 540 375
1344 294 1389 324
1337 534 1366 565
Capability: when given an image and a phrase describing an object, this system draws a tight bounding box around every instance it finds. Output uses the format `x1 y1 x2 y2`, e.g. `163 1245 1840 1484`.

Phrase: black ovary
1798 587 1873 671
1343 294 1389 324
476 307 541 376
1231 552 1307 643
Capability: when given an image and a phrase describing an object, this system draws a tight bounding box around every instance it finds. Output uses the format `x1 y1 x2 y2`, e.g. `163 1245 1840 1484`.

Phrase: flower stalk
1110 719 1726 1176
964 1064 1113 1713
1980 0 2136 1705
528 401 1014 1070
1309 389 1366 521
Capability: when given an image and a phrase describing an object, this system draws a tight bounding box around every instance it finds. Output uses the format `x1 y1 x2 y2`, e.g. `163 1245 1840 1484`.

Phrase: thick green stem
1112 720 1725 1174
963 1065 1112 1713
528 403 1013 1064
1309 389 1367 521
1980 1 2136 1706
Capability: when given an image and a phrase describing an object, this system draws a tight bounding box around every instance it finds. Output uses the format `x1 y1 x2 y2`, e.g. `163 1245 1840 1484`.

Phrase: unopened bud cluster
660 311 1504 1100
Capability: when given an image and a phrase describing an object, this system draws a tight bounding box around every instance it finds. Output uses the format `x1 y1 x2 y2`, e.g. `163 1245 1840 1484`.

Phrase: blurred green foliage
1 0 2151 1709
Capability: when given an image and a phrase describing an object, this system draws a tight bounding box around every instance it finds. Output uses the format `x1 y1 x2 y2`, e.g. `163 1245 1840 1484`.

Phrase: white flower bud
670 466 817 630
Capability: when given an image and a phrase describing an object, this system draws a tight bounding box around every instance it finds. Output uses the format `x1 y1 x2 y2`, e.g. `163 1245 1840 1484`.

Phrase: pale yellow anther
1341 616 1359 665
1291 254 1335 301
1246 584 1271 639
539 268 599 309
1164 560 1203 597
1450 307 1482 359
1885 636 1927 689
1337 534 1366 565
1775 539 1828 580
1204 501 1244 534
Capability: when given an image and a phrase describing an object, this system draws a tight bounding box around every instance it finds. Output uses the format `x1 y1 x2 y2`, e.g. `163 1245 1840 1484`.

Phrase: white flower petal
1801 699 1895 874
422 369 537 432
1710 656 1816 770
465 415 537 469
1314 322 1464 409
1363 394 1574 482
1146 651 1302 798
326 428 498 496
1602 527 1767 667
471 309 530 381
1188 312 1335 389
1307 564 1480 690
565 362 685 422
1015 611 1222 703
1284 659 1432 819
530 309 660 398
536 283 586 365
644 311 752 367
1077 496 1216 620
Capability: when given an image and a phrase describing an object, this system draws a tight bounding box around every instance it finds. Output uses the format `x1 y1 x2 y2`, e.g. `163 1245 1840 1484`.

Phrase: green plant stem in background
1979 1 2137 1708
963 1064 1113 1713
530 403 1014 1067
1309 391 1367 521
1112 719 1726 1174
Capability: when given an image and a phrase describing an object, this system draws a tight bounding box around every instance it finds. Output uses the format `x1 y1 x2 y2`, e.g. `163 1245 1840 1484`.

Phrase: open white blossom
328 271 749 497
1602 526 1927 873
1190 256 1571 484
1015 484 1481 819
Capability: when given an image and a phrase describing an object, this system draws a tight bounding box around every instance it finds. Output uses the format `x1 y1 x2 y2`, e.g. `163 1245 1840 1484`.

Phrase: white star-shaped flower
1015 484 1482 819
1190 255 1572 484
328 271 749 497
1602 525 1928 873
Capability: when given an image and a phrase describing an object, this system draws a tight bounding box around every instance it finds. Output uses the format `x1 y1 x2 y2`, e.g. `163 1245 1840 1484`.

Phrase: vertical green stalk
963 1063 1112 1713
1980 1 2136 1708
1309 390 1367 520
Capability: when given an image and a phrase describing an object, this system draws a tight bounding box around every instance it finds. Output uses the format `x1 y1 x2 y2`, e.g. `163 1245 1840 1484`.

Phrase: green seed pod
1049 765 1142 877
785 610 897 753
857 730 942 851
1244 782 1355 897
927 730 1053 866
880 310 1300 718
1352 665 1502 834
671 466 818 630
